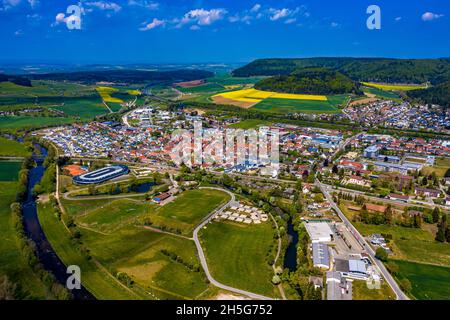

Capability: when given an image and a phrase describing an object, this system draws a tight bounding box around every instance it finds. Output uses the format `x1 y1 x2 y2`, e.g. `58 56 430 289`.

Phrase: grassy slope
200 221 279 298
38 202 142 300
82 226 211 299
0 137 31 157
0 182 49 299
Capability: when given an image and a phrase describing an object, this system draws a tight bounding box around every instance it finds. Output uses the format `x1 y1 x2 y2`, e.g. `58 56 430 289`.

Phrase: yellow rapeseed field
361 82 427 91
96 86 124 103
213 88 327 103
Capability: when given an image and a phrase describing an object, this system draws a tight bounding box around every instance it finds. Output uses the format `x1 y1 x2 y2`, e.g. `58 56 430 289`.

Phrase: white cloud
422 12 443 21
184 8 227 26
284 18 296 24
395 16 402 21
128 0 158 10
270 8 290 21
14 29 23 36
28 0 38 9
190 24 200 31
55 12 66 23
250 4 261 13
0 0 21 11
330 22 339 28
85 1 121 12
139 17 164 30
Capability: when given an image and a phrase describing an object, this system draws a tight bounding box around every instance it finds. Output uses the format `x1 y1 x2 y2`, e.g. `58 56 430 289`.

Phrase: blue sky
0 0 449 63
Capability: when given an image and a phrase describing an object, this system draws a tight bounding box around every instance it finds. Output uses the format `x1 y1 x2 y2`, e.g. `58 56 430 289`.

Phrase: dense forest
25 69 214 85
254 67 361 95
233 57 450 85
0 74 31 87
407 81 450 108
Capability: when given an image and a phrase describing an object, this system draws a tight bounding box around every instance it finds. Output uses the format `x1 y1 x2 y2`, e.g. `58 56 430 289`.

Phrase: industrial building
304 222 334 243
312 243 330 269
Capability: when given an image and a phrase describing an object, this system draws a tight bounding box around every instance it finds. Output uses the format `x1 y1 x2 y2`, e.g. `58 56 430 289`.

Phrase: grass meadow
199 221 280 298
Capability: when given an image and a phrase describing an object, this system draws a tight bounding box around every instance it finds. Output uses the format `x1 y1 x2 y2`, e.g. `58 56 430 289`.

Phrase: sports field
362 82 427 91
146 188 230 236
229 119 272 129
199 221 280 298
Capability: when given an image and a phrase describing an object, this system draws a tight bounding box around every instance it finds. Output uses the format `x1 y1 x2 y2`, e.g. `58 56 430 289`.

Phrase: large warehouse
304 222 334 243
73 165 129 185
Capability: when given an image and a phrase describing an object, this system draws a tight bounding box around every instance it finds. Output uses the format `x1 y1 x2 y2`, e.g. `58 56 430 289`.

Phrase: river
21 143 94 300
283 219 299 272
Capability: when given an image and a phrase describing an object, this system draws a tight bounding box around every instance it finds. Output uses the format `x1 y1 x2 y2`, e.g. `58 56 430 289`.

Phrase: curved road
316 179 409 300
193 187 274 300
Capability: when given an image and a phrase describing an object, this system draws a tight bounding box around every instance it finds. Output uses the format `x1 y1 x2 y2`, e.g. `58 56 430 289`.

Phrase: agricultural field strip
213 88 328 103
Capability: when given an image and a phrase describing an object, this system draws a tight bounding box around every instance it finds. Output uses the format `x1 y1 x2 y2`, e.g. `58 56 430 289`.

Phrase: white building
304 222 333 243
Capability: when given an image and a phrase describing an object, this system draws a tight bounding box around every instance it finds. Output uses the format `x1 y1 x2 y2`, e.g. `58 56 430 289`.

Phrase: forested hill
26 69 214 85
233 58 450 85
407 81 450 109
254 67 360 95
0 74 31 87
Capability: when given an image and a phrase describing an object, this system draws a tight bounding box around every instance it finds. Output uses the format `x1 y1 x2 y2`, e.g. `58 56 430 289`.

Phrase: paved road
193 187 274 300
316 179 409 300
327 184 449 211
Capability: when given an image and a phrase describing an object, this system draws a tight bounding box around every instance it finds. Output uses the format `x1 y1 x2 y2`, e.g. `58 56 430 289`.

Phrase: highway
192 187 274 300
315 178 409 300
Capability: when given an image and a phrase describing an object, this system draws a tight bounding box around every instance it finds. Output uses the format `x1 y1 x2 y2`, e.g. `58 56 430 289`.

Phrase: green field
50 188 229 299
82 226 211 299
0 182 50 299
252 98 340 113
0 137 30 157
363 86 401 100
199 221 279 298
229 119 272 129
52 96 107 120
146 188 230 236
362 82 427 91
78 199 149 233
354 222 450 266
178 83 225 94
0 161 22 181
0 116 75 130
421 157 450 178
352 280 396 300
206 75 266 86
38 202 143 299
394 260 450 300
0 80 94 98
